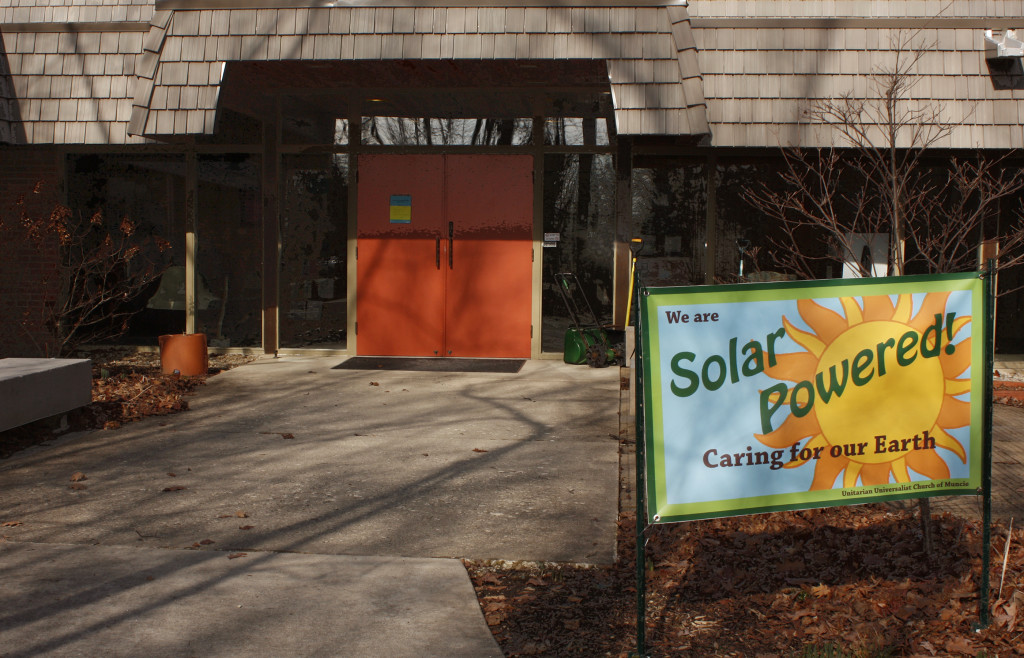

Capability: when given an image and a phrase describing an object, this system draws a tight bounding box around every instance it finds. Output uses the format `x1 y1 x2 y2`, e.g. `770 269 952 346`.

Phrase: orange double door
356 154 534 358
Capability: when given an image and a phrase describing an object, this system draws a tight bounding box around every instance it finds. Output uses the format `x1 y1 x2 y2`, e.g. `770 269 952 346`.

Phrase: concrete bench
0 358 92 432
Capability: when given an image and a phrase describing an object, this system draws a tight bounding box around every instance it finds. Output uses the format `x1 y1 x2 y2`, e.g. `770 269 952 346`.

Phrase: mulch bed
466 506 1024 657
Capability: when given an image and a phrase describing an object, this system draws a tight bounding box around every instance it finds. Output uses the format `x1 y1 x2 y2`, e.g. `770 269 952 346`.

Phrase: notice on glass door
389 195 412 224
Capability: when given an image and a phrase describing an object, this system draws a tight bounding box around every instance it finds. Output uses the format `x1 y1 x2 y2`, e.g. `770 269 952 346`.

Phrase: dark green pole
977 259 996 629
633 268 648 657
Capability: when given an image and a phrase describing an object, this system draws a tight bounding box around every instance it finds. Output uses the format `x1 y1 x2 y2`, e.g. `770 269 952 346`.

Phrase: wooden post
261 106 280 355
613 137 633 329
704 154 718 284
185 147 197 335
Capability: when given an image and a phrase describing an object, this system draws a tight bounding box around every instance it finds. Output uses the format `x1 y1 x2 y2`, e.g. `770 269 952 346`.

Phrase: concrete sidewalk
0 356 621 657
0 542 500 658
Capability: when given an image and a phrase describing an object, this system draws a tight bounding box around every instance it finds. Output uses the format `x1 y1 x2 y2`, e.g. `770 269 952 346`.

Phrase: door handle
435 237 441 270
448 221 454 269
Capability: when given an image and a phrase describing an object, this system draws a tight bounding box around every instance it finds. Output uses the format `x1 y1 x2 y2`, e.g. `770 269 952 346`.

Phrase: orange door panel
444 155 533 358
356 155 445 356
356 154 533 358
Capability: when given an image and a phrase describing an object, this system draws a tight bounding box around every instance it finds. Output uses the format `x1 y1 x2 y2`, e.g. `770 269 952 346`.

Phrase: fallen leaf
68 483 87 490
163 486 187 492
199 538 215 545
228 552 247 559
526 577 547 587
944 637 975 656
1 521 24 527
369 382 379 386
239 525 255 530
70 472 87 482
235 511 248 518
473 448 488 453
280 433 294 439
167 472 176 477
478 573 501 585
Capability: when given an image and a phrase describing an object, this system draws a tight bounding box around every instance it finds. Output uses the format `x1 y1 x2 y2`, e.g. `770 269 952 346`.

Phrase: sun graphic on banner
755 292 972 489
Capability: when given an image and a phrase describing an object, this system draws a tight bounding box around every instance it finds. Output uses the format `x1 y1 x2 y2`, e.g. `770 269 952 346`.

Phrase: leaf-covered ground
466 506 1024 657
2 354 1022 656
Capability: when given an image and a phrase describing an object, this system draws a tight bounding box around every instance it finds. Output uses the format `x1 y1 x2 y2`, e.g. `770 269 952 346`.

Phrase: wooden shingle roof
0 0 154 26
0 2 709 144
691 0 1024 148
3 1 1024 149
127 4 708 138
0 21 150 143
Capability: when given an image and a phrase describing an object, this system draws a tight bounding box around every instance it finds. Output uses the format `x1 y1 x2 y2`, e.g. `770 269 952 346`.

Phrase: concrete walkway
0 356 621 657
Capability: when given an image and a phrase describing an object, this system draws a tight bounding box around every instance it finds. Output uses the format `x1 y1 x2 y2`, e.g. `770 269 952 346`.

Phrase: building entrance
356 154 533 357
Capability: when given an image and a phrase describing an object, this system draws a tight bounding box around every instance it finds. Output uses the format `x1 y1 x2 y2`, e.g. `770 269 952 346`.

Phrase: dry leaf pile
467 505 1024 656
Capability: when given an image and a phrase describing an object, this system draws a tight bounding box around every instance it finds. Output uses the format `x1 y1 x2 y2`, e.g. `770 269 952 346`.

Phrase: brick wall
0 148 61 357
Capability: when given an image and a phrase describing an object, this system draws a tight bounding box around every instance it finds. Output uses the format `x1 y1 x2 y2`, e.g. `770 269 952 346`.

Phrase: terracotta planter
158 333 209 376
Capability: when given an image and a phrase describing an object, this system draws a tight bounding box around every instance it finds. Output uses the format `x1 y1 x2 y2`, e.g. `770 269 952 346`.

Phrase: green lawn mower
553 272 624 368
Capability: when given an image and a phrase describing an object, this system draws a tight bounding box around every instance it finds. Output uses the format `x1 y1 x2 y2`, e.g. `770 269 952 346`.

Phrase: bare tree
741 29 1024 553
742 29 1024 285
1 181 171 356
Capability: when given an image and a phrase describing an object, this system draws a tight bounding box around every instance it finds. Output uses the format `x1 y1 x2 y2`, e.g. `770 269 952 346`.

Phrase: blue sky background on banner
656 291 973 507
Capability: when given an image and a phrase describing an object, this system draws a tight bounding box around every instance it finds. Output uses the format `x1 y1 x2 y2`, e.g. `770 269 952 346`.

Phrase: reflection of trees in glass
631 163 707 285
717 160 791 282
280 155 348 348
544 118 609 146
361 117 532 146
543 154 615 323
196 154 262 347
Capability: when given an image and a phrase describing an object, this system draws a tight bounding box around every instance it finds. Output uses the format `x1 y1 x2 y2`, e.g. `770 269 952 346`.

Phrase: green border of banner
640 272 986 524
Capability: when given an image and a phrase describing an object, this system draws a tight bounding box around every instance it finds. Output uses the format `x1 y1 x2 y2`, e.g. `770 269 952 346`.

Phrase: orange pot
159 333 209 376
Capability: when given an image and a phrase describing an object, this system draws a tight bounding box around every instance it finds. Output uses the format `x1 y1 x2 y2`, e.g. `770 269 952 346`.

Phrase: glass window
541 153 616 353
360 117 532 146
632 159 708 287
715 159 810 283
195 107 262 146
279 154 349 350
544 118 609 146
66 154 187 344
196 154 262 348
283 115 350 146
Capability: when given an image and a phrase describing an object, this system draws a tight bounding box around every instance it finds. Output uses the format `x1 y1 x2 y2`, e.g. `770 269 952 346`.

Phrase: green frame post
977 259 996 629
633 271 649 658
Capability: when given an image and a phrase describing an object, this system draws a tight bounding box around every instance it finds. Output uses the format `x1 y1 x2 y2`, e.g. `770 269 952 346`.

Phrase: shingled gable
0 1 710 144
127 2 708 138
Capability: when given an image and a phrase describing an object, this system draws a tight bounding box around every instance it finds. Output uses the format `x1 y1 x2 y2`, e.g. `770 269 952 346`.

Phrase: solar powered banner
640 273 986 524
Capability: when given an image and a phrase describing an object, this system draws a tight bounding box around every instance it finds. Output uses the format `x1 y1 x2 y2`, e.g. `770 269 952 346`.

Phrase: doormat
333 357 526 373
